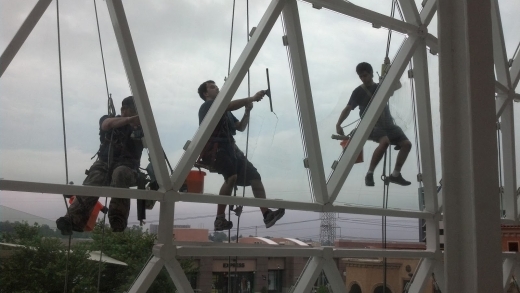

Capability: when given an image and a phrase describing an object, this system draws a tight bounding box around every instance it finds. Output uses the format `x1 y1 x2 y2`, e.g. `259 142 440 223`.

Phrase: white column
438 0 503 292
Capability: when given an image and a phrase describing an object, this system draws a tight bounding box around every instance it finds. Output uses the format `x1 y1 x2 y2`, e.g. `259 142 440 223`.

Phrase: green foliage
89 223 198 292
0 220 92 240
0 222 97 293
317 285 330 293
0 221 199 292
209 231 229 242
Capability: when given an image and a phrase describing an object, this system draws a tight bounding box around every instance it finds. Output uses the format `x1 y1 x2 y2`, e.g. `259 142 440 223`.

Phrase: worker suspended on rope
335 62 412 187
56 96 144 235
197 80 285 231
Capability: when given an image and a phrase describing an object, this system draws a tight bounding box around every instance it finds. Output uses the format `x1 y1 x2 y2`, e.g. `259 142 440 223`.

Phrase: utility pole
319 212 336 246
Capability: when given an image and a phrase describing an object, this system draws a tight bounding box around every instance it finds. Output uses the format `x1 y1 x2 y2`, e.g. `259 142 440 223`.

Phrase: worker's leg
56 161 107 235
213 147 237 231
366 136 390 186
387 126 412 186
108 165 136 232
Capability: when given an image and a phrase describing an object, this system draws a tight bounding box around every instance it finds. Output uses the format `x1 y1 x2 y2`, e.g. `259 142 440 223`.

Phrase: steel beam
398 0 421 26
0 0 52 78
512 53 520 89
175 192 435 219
127 257 165 293
407 258 434 293
432 260 445 292
302 0 417 36
412 42 439 252
282 0 328 203
105 0 171 191
0 179 163 201
175 245 435 259
164 258 195 293
322 258 346 293
291 257 325 293
503 258 515 293
106 0 175 245
496 81 509 94
420 0 437 26
438 0 503 291
169 0 286 191
496 94 511 119
500 103 517 220
327 36 419 202
491 0 512 89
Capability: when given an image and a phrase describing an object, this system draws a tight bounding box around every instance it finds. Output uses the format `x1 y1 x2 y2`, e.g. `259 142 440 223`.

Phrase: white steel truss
0 0 518 292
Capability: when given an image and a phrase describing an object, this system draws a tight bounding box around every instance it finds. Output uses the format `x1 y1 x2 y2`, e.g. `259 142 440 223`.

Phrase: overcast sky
1 0 519 242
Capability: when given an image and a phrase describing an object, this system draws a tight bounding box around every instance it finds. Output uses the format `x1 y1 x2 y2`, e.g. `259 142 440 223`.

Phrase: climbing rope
408 62 422 188
91 1 115 291
55 1 72 292
225 2 237 291
497 121 504 216
380 2 405 293
280 13 315 201
231 1 253 291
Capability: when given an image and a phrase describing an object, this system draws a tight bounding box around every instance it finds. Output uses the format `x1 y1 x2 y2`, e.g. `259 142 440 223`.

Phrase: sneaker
365 173 375 187
56 217 73 236
388 173 411 186
264 209 285 229
109 217 127 232
214 217 233 231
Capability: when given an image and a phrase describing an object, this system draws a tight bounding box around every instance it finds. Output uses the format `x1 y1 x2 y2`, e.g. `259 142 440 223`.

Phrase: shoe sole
265 209 285 229
56 218 73 236
388 178 411 186
214 223 233 232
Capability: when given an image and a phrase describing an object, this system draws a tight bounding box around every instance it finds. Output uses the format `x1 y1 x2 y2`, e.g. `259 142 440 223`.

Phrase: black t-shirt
198 100 238 143
347 83 394 127
98 115 143 168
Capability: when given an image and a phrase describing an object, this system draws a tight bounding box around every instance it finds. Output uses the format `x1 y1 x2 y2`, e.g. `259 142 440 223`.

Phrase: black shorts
368 124 409 145
214 144 261 186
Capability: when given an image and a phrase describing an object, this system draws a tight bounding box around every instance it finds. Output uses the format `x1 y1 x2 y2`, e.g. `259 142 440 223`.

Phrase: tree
0 221 198 292
0 222 97 293
89 224 198 292
209 231 229 242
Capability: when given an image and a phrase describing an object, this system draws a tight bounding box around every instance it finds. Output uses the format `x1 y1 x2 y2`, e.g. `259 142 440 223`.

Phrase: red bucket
185 170 206 193
340 139 364 164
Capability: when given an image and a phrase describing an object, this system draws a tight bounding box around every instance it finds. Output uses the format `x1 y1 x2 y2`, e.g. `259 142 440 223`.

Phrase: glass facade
212 272 254 293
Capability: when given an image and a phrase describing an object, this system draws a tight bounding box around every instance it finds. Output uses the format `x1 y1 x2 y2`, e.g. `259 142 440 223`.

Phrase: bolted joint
303 158 310 168
249 27 257 38
183 140 191 151
282 35 288 46
416 25 428 38
322 247 334 259
152 243 177 261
